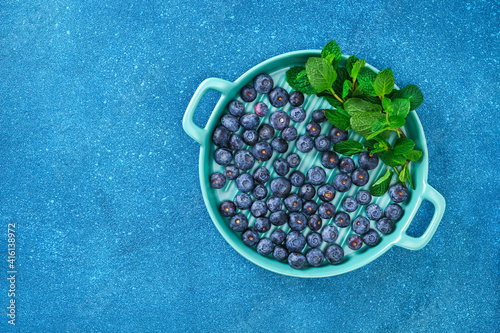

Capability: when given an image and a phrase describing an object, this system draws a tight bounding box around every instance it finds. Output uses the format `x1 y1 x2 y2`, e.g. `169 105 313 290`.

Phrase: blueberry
224 165 239 180
333 173 352 192
306 248 324 267
376 217 395 234
213 126 230 147
252 184 268 200
234 193 252 210
235 173 255 193
358 151 379 170
286 231 306 252
322 225 339 243
270 177 292 198
286 153 301 168
230 214 248 232
254 102 269 117
282 127 298 142
342 197 358 212
318 184 336 202
242 229 260 246
240 113 260 130
210 173 226 189
269 110 290 130
352 216 370 234
356 190 372 205
289 171 305 187
328 126 348 144
334 212 350 228
296 135 314 153
389 184 409 203
307 232 322 248
270 211 288 226
228 100 245 117
314 135 331 152
298 184 316 200
269 87 289 107
352 168 369 186
228 134 244 151
242 130 259 146
289 212 307 231
362 229 380 246
214 148 232 166
318 203 336 219
306 122 321 137
284 194 302 212
240 85 257 102
234 150 255 171
385 204 403 221
253 167 270 184
338 157 355 173
289 91 304 107
312 109 327 123
366 204 383 220
221 114 240 132
250 201 267 218
257 238 275 256
303 200 318 215
273 246 289 261
325 244 344 264
288 253 307 269
252 141 273 162
271 137 288 154
271 229 286 245
290 107 306 122
308 215 323 231
321 151 339 169
273 158 290 176
258 124 274 140
307 166 326 185
219 200 236 217
254 217 271 233
348 235 363 250
266 195 282 212
253 74 274 94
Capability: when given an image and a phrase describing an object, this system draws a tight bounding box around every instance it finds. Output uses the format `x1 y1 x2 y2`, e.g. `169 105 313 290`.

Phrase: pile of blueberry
209 73 408 269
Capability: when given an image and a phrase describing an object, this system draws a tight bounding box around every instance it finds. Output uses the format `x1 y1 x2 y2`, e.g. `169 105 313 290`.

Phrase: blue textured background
0 0 498 332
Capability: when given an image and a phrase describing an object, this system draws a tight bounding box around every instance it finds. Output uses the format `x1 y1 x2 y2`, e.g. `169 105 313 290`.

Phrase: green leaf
357 67 377 96
407 169 415 189
388 116 406 129
403 149 423 161
321 40 342 69
398 166 407 183
352 85 365 97
370 168 394 197
391 84 424 110
342 80 353 99
363 140 377 150
371 118 387 132
390 98 411 118
306 57 337 92
332 67 350 96
350 112 386 138
374 68 395 97
346 55 359 76
286 66 317 94
334 140 364 156
351 59 366 81
344 98 382 116
324 109 351 131
320 94 343 108
382 97 392 111
377 151 407 166
335 106 350 118
393 138 415 155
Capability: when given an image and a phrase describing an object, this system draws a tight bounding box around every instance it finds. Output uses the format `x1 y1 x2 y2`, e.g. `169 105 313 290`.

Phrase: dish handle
396 183 446 251
183 78 235 145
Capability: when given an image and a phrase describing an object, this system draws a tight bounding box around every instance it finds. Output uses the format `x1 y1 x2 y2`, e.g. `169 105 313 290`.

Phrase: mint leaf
320 94 343 108
306 57 337 92
398 166 407 183
370 168 394 197
382 97 392 111
392 84 424 110
388 116 406 129
346 55 359 76
332 67 349 96
351 59 366 81
342 80 353 99
371 118 387 132
363 140 377 150
374 68 395 97
352 85 365 97
321 40 342 69
344 98 382 116
335 106 350 118
286 66 317 94
357 67 377 96
403 149 423 161
377 150 407 166
407 168 415 189
325 109 351 131
390 98 411 118
334 140 364 156
393 138 415 155
350 112 386 138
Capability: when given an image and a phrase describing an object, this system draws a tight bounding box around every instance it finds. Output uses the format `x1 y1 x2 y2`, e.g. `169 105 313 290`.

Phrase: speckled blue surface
0 0 499 332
